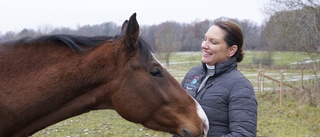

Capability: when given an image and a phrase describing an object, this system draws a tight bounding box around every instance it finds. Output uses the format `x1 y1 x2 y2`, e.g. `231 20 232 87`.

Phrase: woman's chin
201 58 210 64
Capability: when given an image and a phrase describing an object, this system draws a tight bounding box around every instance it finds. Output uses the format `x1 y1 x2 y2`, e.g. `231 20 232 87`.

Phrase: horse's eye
150 67 163 77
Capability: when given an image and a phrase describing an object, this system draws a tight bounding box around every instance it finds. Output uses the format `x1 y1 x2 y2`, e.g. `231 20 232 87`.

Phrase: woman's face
201 25 231 66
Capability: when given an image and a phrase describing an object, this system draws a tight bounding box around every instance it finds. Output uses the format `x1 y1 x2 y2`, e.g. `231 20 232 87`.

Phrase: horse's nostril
182 128 193 137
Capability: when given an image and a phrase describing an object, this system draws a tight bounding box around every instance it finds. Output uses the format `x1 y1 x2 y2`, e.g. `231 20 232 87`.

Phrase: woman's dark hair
213 21 244 62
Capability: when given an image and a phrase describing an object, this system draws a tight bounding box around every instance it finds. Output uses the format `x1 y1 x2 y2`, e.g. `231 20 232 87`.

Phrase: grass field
32 51 320 137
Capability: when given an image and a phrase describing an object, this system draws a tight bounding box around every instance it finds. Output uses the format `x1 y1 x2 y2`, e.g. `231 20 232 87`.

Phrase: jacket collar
201 57 237 77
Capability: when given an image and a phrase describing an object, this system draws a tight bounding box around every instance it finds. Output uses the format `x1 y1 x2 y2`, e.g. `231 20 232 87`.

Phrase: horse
0 13 208 137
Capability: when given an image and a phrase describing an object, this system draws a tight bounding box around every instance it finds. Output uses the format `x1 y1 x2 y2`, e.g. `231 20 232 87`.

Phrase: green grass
257 92 320 137
162 51 319 68
32 110 170 137
32 51 320 137
243 51 313 66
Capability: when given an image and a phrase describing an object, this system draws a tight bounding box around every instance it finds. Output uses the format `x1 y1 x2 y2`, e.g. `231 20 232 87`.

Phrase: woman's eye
150 67 163 77
211 40 218 44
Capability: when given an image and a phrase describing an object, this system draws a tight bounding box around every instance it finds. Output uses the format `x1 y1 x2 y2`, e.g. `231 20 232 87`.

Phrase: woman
178 21 257 137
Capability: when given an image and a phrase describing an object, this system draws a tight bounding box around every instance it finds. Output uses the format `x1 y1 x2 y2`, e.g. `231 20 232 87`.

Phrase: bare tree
0 31 16 41
37 24 55 35
155 22 182 66
263 0 320 104
263 0 319 51
51 27 75 35
17 28 38 39
141 25 157 52
180 23 196 51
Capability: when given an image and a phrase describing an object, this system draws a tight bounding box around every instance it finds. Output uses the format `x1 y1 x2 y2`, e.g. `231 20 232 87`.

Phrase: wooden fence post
301 67 304 89
258 69 265 93
258 70 261 92
262 70 265 93
280 70 284 108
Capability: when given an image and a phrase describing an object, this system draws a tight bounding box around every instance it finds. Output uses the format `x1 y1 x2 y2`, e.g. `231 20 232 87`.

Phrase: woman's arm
222 78 258 137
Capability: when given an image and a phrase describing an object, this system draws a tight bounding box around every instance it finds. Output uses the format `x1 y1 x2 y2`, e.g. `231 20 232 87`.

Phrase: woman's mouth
203 51 212 56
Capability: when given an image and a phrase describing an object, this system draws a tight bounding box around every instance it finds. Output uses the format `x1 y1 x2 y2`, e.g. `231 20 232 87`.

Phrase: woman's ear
227 45 238 57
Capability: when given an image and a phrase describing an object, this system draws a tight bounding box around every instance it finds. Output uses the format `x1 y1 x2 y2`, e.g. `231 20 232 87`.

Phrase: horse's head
98 13 208 137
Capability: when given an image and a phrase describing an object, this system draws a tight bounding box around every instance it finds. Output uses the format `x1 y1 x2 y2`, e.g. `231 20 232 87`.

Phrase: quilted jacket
181 57 257 137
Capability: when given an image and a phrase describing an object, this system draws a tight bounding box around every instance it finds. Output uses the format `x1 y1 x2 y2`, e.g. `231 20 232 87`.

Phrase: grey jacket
182 57 257 137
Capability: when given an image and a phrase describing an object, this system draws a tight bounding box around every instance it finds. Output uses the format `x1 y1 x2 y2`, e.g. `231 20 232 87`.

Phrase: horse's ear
125 13 140 49
121 20 128 33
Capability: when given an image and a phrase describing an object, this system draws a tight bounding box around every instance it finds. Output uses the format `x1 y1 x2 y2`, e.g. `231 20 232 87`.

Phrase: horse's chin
182 128 193 137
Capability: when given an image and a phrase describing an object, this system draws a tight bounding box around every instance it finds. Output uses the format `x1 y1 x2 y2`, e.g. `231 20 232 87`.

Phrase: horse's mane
2 34 153 67
11 35 116 53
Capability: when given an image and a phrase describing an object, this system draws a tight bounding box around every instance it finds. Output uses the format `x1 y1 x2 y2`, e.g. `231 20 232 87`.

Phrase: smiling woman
0 13 208 137
175 21 257 137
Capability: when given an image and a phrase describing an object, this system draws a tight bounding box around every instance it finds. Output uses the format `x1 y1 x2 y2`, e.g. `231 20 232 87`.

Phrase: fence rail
257 69 313 107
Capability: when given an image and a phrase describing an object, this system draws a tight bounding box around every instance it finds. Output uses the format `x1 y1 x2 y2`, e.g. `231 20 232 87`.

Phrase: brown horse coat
0 13 208 137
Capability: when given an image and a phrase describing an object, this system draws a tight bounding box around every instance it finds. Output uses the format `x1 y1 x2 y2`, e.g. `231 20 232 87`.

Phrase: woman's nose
201 41 208 49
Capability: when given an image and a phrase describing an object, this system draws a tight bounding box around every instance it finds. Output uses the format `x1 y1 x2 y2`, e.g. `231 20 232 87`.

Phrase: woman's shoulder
227 70 255 96
222 69 253 89
227 69 247 80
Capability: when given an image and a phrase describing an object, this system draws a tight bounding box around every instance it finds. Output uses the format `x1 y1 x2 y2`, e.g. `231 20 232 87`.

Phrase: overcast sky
0 0 268 33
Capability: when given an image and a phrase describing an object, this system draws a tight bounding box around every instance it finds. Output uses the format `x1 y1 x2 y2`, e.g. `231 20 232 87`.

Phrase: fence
257 69 311 108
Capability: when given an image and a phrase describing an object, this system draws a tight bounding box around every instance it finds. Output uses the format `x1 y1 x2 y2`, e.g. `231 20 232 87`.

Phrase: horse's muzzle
182 129 193 137
181 128 207 137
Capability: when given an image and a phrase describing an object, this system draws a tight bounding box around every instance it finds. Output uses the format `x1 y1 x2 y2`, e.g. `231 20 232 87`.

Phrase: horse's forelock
137 37 153 69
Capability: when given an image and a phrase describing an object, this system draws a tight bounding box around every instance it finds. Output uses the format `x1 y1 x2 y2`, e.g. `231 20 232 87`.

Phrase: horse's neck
0 43 124 136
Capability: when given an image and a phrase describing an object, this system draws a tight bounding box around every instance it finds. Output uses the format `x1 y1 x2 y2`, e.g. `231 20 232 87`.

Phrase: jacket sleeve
222 78 258 137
